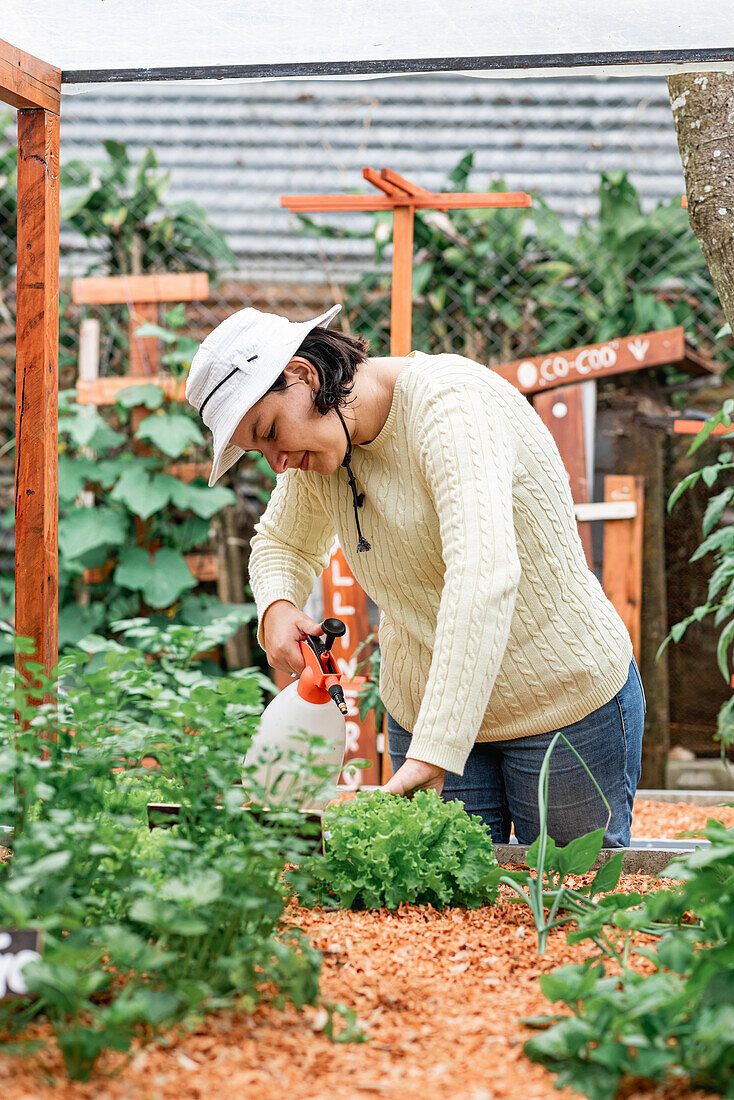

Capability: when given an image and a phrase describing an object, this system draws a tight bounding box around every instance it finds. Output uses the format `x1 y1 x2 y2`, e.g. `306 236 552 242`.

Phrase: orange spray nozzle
296 621 348 714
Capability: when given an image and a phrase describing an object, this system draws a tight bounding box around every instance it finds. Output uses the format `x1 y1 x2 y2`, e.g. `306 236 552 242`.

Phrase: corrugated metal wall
59 73 685 281
1 72 689 556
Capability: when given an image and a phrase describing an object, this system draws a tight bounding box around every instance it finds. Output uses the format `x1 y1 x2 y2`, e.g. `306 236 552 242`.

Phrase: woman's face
230 358 348 476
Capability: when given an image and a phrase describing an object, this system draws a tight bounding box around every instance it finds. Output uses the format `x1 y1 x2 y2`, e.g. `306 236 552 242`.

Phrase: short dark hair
267 325 370 415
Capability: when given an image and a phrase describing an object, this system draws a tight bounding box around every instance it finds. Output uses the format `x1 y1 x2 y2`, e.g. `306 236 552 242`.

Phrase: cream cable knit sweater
248 351 633 776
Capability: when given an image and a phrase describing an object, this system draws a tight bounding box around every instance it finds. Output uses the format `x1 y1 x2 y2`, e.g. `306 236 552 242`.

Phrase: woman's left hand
380 757 445 797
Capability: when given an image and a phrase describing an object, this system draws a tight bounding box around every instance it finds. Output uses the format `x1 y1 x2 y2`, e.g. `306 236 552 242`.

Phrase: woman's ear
284 356 320 391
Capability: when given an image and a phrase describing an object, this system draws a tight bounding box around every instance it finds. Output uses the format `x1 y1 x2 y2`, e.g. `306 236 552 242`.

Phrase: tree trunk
667 72 734 330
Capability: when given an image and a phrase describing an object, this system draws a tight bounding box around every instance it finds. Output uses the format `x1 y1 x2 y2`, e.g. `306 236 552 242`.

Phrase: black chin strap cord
334 406 371 553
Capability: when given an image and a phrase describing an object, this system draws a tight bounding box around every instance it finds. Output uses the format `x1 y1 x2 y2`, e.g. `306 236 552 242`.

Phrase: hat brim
207 303 342 487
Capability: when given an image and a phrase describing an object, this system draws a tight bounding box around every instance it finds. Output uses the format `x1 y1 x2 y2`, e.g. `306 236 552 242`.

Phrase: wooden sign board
494 327 717 395
71 272 208 307
0 930 43 1000
341 676 381 786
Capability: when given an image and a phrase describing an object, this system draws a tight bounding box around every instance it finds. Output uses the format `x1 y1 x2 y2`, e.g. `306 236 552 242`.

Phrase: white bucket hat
185 303 342 487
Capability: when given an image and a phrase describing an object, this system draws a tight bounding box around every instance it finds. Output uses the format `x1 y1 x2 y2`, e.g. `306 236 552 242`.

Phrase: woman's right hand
261 600 323 677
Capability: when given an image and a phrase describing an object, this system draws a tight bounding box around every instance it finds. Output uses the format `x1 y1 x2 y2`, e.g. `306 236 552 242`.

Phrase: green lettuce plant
297 788 500 911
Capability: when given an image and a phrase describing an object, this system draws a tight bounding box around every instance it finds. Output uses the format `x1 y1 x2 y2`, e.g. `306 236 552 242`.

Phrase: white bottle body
242 682 347 811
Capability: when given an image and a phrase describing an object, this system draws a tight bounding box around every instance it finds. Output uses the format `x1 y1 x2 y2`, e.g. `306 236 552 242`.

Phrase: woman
186 303 646 847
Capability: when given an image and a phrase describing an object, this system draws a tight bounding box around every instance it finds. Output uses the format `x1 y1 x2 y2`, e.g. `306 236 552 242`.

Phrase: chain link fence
2 75 732 751
2 76 729 414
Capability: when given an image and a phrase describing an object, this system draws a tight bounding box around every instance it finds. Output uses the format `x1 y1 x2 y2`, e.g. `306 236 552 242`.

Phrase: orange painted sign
321 540 380 784
495 328 690 394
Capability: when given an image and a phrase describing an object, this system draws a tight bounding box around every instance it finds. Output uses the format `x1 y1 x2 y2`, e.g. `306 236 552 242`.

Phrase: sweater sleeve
248 469 336 651
405 379 522 776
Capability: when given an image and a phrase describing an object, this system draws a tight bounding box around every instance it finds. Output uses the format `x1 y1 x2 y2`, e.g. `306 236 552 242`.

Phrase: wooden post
72 272 211 582
597 394 671 787
602 476 644 663
14 107 60 716
213 499 252 669
533 383 594 567
75 318 101 608
390 205 415 355
283 170 530 359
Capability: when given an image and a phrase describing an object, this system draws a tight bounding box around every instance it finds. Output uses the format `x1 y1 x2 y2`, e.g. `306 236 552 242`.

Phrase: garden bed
0 797 730 1099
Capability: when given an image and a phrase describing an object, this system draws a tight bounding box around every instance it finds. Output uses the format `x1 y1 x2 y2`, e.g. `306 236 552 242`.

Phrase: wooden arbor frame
5 40 61 705
283 169 531 355
3 30 728 726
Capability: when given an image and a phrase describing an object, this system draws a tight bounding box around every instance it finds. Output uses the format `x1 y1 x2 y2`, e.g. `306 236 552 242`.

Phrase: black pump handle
321 618 347 652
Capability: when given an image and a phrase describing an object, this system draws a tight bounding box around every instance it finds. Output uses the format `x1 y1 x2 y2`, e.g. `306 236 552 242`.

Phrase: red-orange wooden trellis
5 39 61 722
283 167 531 356
282 169 532 779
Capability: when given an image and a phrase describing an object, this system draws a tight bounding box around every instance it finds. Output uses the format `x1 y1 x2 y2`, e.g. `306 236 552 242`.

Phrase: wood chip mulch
0 800 729 1100
630 797 734 838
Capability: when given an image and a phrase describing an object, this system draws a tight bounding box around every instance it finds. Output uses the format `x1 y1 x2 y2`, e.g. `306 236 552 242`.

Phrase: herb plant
523 820 734 1100
48 382 252 658
298 788 500 911
297 154 728 375
494 722 734 1099
0 619 362 1080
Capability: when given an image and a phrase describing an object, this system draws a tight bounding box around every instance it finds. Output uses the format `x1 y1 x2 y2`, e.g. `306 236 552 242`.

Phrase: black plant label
0 929 43 1000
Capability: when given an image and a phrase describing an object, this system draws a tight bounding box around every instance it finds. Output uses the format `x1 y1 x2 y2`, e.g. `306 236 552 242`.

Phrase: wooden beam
281 192 532 212
362 167 404 197
391 205 415 355
574 501 637 522
129 301 160 377
494 327 718 393
673 418 734 436
72 272 209 306
84 552 217 586
165 461 211 482
0 38 60 112
379 168 433 198
15 108 60 710
75 375 187 405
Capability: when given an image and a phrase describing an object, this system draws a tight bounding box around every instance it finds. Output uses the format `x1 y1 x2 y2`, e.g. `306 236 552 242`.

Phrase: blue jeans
387 657 646 848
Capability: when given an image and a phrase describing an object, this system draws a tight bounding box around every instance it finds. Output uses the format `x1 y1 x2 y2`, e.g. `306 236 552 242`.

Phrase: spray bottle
242 618 349 811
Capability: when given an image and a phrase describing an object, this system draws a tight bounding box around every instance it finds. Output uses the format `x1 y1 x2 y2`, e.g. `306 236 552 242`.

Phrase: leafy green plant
49 382 250 658
498 731 634 956
522 820 734 1100
487 709 734 1098
61 140 235 279
297 154 729 375
529 171 712 356
134 303 201 380
658 398 734 760
296 788 500 911
1 133 248 664
0 618 361 1079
